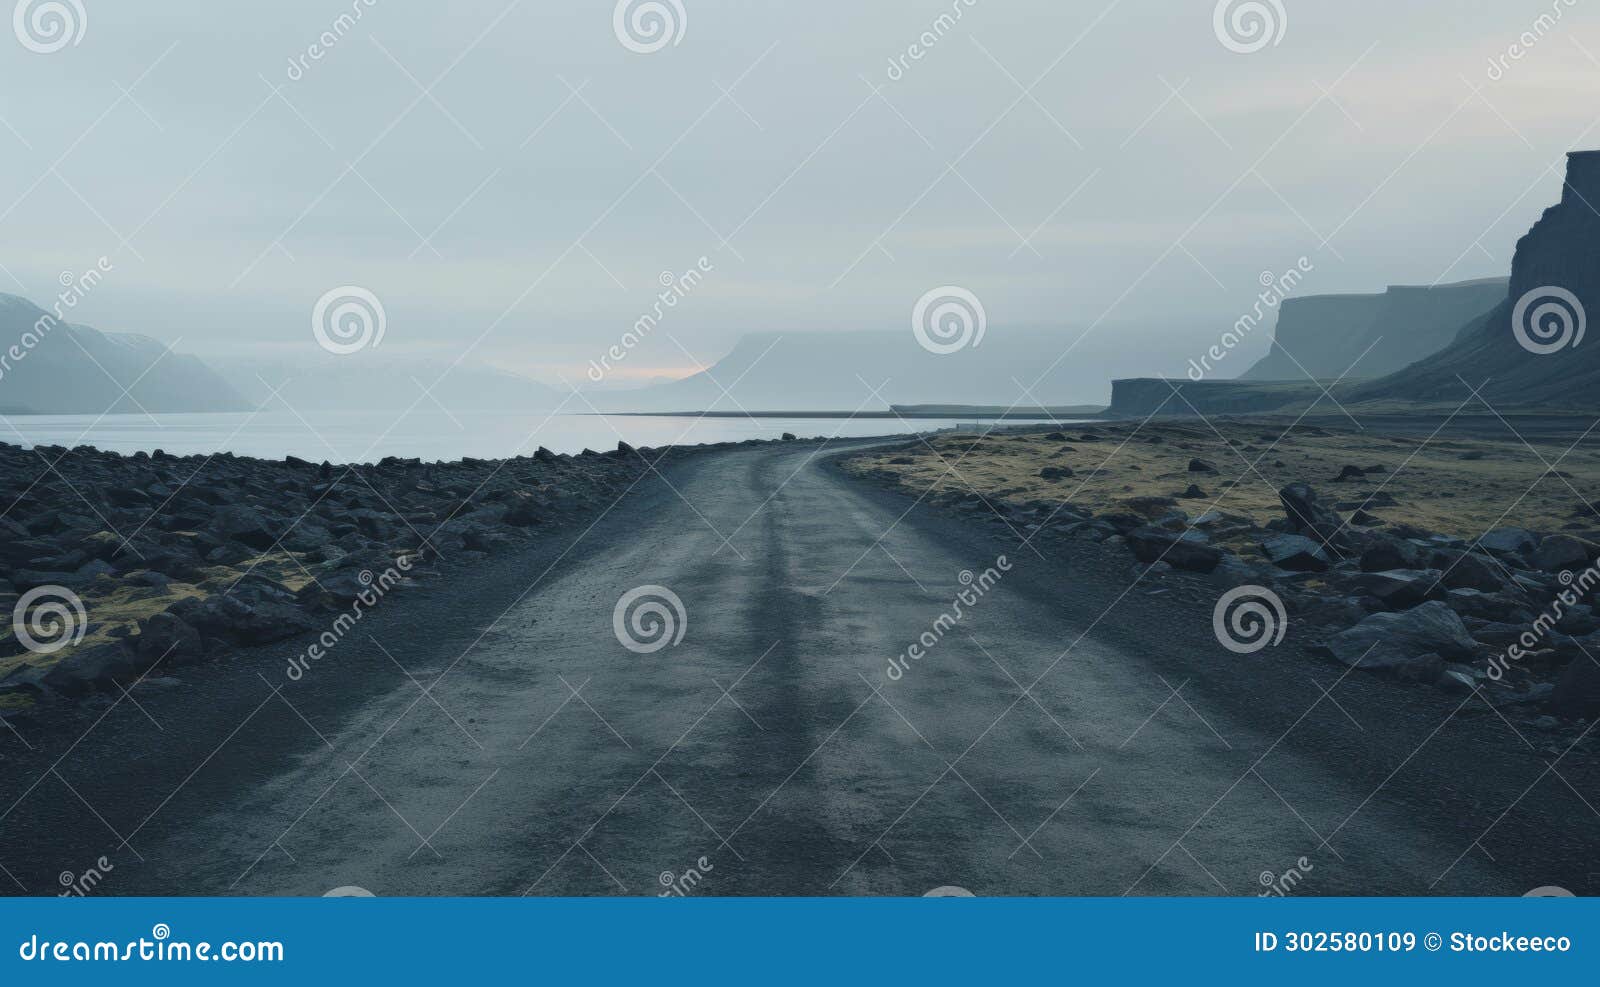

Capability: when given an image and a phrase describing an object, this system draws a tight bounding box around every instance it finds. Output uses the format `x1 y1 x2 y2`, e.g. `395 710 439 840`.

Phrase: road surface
1 439 1593 897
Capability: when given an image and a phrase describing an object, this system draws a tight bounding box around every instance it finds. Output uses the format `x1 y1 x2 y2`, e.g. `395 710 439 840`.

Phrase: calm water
0 411 1068 463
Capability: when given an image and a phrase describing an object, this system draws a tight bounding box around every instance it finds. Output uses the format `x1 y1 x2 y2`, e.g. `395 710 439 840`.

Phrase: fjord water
0 411 1063 463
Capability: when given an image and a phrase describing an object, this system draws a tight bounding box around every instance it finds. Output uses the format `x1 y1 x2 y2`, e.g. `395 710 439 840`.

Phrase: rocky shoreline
0 433 806 706
846 424 1600 733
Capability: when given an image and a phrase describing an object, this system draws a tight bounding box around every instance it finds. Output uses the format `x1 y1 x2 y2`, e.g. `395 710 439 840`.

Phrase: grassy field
843 417 1600 550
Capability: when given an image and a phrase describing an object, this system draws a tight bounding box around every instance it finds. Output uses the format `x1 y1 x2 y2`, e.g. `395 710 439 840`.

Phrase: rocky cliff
1357 152 1600 407
1242 278 1506 381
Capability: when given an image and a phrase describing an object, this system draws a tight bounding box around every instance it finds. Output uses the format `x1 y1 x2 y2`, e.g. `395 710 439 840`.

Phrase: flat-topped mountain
1242 278 1507 381
1357 152 1600 407
0 293 247 415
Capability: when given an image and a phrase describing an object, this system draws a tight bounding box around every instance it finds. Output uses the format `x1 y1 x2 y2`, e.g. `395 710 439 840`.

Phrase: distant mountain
0 293 247 414
599 329 1180 412
1242 278 1507 381
218 357 567 414
1357 152 1600 408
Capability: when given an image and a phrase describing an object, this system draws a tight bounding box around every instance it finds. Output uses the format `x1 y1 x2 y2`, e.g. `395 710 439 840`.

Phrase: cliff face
0 294 248 415
1242 292 1385 380
1357 152 1600 407
1242 279 1506 381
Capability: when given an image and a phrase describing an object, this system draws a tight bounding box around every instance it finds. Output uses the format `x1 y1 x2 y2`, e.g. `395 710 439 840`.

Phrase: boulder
1278 483 1346 549
1127 527 1223 573
1533 534 1596 574
209 505 276 550
1479 527 1537 557
1355 569 1440 609
503 493 547 527
1320 601 1479 672
134 612 204 666
1188 459 1218 473
1038 466 1075 482
171 584 316 645
1434 550 1506 593
40 642 144 696
1260 534 1331 573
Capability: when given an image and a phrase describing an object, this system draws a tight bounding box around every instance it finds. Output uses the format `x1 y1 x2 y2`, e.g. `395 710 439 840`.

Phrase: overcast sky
2 0 1597 384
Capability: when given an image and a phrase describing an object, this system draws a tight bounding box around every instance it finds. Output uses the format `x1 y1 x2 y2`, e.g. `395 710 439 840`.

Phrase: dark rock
135 612 204 666
1331 465 1367 482
503 492 547 527
40 642 143 696
1444 588 1534 623
209 505 276 550
1180 484 1208 499
1479 527 1537 557
1260 534 1331 572
1434 550 1506 592
1533 534 1596 573
1188 459 1218 473
1356 569 1441 609
171 584 316 645
781 433 797 441
1038 466 1075 482
1320 601 1479 672
1278 483 1346 549
1127 527 1223 573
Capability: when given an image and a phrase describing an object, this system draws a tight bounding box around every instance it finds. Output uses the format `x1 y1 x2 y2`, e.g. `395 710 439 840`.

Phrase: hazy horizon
2 0 1594 393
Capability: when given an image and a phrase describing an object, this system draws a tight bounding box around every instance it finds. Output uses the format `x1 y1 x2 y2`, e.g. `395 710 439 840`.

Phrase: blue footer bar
2 897 1589 983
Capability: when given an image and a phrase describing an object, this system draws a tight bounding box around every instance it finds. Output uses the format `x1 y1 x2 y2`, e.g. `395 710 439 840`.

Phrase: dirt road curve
1 439 1592 896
